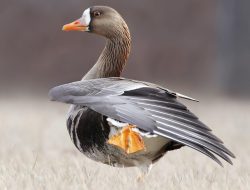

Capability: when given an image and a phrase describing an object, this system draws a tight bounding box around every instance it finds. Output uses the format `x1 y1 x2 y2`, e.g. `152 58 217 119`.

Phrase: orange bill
62 19 88 31
108 125 145 154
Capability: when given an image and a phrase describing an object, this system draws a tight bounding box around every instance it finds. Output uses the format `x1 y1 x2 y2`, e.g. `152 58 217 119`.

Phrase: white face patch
80 8 91 28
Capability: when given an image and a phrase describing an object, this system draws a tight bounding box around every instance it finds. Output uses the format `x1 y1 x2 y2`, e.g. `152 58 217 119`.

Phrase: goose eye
93 11 101 17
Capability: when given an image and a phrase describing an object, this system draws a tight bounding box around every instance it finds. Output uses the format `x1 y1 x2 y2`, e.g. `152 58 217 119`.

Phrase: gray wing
49 77 235 165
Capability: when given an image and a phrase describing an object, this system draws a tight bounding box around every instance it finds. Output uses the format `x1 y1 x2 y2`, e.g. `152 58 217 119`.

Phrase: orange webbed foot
108 125 145 154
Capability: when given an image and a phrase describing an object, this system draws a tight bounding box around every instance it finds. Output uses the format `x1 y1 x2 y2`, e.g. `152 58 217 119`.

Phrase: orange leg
108 125 146 154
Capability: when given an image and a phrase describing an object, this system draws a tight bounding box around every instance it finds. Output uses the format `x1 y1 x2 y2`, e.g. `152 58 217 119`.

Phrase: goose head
62 6 130 40
62 6 131 79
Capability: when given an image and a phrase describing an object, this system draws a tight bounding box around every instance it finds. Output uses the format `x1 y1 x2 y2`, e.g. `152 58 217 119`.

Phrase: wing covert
49 77 235 165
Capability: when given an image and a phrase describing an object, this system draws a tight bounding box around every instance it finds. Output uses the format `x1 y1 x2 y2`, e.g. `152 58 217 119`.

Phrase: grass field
0 95 249 190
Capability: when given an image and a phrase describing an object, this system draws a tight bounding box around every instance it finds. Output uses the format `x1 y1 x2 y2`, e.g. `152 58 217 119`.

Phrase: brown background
0 0 249 96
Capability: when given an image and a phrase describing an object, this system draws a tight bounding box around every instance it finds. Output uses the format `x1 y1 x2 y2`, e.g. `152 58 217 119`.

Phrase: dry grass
0 95 249 190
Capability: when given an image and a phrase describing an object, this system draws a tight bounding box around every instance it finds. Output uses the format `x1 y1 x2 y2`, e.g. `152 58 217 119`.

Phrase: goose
49 6 235 173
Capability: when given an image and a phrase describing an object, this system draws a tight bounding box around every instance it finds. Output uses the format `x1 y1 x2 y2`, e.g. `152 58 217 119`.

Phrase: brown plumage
82 6 131 79
50 6 235 174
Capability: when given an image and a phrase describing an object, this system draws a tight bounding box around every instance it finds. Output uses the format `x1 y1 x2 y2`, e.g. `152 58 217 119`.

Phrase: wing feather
49 77 235 165
153 129 223 166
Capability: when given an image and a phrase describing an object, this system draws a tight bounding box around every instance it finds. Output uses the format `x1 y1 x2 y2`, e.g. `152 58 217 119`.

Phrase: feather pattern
49 77 235 165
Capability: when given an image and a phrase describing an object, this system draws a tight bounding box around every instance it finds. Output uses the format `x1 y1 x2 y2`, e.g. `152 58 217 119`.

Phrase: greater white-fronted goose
49 6 234 172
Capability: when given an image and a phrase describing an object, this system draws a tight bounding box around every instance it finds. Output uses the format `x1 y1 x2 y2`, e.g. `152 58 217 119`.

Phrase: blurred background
0 1 249 189
0 0 249 97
